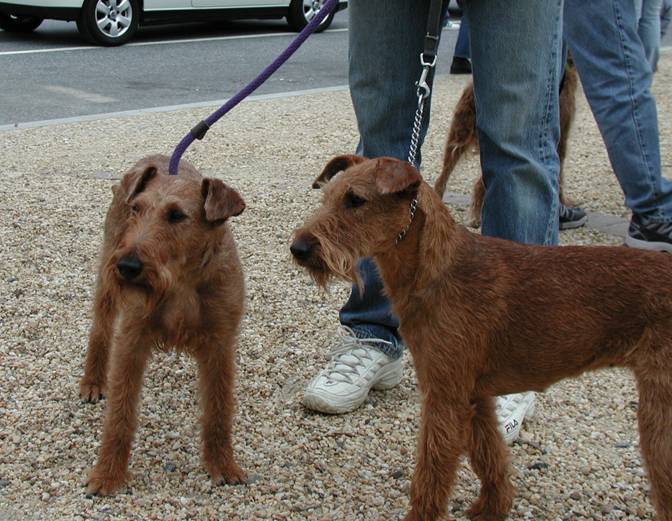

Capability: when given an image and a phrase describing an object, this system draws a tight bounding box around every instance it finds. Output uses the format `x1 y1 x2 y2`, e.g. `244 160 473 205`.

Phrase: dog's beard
308 234 363 293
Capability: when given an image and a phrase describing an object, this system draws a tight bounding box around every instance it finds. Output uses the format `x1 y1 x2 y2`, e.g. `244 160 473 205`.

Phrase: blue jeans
565 0 672 221
634 0 663 70
340 0 564 358
453 13 470 60
663 0 672 38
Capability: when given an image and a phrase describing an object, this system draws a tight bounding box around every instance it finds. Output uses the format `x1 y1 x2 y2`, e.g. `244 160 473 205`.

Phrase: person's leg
466 0 564 246
638 0 663 70
450 11 472 74
662 0 672 38
464 0 563 441
454 14 470 59
305 0 441 414
564 0 672 251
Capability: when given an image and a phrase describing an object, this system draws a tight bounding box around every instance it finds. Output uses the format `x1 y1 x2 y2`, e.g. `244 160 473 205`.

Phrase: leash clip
416 65 432 105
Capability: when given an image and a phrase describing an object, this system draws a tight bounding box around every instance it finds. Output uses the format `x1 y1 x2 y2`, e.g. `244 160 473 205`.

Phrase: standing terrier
291 155 672 521
80 155 247 495
434 65 578 227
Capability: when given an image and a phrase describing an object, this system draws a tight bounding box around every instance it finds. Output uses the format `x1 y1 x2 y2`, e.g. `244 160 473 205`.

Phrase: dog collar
396 197 418 245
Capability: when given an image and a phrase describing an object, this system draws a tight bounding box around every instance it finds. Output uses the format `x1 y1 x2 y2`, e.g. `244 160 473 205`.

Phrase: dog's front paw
79 377 106 403
466 493 512 521
85 468 127 496
211 462 247 486
402 510 451 521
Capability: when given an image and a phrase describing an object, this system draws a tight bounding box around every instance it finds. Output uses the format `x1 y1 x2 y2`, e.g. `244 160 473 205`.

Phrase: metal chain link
407 100 425 166
407 56 435 166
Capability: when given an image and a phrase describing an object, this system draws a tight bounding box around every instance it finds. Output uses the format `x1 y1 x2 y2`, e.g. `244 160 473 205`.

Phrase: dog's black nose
290 238 313 261
117 255 144 281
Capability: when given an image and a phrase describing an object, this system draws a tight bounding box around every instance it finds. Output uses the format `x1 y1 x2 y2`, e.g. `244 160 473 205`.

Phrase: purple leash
169 0 339 175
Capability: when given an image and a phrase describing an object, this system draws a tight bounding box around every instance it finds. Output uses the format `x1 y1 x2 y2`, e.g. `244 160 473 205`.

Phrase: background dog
80 155 247 495
434 65 578 227
292 155 672 521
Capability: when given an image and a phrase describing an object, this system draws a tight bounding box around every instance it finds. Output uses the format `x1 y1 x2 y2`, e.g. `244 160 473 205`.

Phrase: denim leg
565 0 672 221
637 0 663 69
454 14 471 60
662 0 672 38
339 259 402 358
341 0 445 357
466 0 564 245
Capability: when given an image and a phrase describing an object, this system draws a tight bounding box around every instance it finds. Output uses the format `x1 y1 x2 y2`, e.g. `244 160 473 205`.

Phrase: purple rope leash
169 0 339 175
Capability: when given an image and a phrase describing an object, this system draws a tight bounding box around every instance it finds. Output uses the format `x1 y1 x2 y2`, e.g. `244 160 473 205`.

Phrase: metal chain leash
407 54 437 166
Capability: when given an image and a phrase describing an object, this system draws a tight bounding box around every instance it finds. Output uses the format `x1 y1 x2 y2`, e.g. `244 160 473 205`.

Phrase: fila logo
504 419 519 434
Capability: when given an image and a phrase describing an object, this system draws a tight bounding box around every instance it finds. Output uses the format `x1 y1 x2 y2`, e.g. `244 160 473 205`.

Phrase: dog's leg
80 285 115 403
466 397 514 521
405 395 471 521
434 84 478 199
470 178 485 228
86 324 152 496
195 342 247 486
635 369 672 521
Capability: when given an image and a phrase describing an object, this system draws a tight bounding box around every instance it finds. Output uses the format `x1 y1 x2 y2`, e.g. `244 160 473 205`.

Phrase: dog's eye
343 191 367 209
130 203 140 215
167 209 187 224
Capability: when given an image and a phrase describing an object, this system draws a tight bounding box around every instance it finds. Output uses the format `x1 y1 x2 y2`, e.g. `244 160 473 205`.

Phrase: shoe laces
320 326 392 385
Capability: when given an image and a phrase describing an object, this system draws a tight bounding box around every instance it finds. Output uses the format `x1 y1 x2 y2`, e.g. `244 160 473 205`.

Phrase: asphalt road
1 12 669 129
0 13 460 127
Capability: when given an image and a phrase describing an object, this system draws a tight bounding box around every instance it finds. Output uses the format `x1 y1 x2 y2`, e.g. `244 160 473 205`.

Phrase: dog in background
80 155 247 495
434 65 579 227
292 155 672 521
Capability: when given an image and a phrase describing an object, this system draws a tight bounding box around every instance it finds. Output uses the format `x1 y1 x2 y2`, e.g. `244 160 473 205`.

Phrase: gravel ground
1 53 670 521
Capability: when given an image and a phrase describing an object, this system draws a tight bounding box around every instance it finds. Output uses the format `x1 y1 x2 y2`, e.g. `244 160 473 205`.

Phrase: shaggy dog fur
80 155 247 495
291 155 672 521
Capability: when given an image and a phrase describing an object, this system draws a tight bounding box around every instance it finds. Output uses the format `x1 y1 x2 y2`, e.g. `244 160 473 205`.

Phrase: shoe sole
624 235 672 252
303 362 403 415
559 215 588 230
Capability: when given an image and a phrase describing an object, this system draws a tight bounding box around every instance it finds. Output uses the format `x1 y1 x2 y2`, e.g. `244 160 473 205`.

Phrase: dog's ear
121 164 157 203
312 155 366 189
201 178 246 223
374 158 422 195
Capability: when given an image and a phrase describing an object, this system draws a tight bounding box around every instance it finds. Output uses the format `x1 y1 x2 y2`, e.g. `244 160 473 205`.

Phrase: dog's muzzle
290 237 314 262
117 255 144 281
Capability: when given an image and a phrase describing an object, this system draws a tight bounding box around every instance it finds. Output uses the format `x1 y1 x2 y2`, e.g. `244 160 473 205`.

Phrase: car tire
287 0 334 33
0 13 44 32
78 0 139 46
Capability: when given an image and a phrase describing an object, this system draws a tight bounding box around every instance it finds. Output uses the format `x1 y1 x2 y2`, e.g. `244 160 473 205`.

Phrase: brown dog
291 155 672 521
80 155 247 495
434 65 578 226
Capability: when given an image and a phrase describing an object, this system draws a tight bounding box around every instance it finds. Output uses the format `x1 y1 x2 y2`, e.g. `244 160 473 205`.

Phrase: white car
0 0 347 46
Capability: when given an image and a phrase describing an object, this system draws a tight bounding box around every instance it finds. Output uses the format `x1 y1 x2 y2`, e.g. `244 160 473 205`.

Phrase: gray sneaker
625 213 672 252
303 326 403 414
559 204 588 230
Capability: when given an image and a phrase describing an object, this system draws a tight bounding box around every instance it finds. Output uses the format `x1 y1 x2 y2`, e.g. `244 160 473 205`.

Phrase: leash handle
169 0 339 175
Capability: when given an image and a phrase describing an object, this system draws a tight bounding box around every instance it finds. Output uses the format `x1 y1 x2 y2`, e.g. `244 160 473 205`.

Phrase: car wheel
287 0 335 33
78 0 139 46
0 13 44 32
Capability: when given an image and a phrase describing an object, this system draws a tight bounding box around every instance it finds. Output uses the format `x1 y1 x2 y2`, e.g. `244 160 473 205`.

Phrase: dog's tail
434 83 478 198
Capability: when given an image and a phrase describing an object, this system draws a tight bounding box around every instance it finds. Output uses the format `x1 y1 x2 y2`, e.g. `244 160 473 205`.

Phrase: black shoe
625 213 672 252
450 56 472 75
559 204 587 230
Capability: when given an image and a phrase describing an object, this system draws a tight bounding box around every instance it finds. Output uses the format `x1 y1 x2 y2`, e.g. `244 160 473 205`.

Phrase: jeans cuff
348 324 405 360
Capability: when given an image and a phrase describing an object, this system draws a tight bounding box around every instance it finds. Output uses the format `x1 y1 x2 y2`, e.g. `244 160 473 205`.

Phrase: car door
144 0 192 10
191 0 287 9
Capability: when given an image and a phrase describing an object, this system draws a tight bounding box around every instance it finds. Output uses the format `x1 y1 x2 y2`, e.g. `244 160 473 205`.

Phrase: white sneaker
303 326 403 414
496 392 536 445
